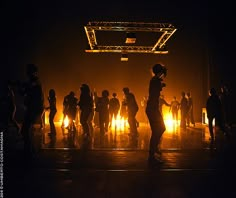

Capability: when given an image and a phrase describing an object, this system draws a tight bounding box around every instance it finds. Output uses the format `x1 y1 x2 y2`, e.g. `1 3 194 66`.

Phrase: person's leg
216 114 230 138
80 110 90 136
49 110 56 135
104 112 109 132
87 110 94 136
21 112 37 159
128 112 138 135
208 117 214 141
146 110 161 157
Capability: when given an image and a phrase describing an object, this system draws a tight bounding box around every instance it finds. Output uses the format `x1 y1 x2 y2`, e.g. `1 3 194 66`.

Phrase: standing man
78 84 94 138
180 91 188 129
169 96 180 123
109 92 120 125
146 63 167 164
67 91 78 132
122 87 139 139
19 64 44 159
45 89 57 136
186 92 195 127
206 88 230 142
219 84 232 129
95 90 110 145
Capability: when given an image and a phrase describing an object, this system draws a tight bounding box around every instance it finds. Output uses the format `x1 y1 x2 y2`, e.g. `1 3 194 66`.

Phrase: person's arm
164 99 171 106
169 102 172 112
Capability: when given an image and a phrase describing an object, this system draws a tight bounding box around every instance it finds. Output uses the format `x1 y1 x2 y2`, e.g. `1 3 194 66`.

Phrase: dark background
4 0 235 123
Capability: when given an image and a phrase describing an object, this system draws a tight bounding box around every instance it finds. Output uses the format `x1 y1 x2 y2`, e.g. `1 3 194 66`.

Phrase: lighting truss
84 21 177 54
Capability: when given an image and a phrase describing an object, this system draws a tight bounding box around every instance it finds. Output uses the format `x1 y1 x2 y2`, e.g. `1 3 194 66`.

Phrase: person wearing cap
146 63 167 164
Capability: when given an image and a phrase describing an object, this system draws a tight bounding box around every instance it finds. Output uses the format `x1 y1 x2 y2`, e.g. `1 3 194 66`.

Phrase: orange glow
63 115 69 128
163 108 180 133
44 111 49 125
111 114 128 133
202 108 214 126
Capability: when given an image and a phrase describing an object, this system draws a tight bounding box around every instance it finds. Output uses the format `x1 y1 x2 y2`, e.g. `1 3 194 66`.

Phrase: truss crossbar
85 46 168 54
84 21 177 54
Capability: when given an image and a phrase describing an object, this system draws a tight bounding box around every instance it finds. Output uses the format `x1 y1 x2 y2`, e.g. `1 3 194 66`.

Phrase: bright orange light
63 115 69 128
44 110 49 125
202 108 214 126
111 114 128 133
162 107 180 133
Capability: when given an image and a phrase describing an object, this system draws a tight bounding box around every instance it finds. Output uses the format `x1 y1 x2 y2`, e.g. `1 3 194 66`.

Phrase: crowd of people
0 63 233 164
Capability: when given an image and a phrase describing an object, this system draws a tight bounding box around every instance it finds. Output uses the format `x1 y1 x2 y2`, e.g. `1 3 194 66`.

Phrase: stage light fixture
125 32 136 44
121 53 128 61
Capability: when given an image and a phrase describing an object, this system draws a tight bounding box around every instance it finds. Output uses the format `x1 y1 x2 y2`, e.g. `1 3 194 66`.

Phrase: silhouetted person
141 96 148 124
109 92 120 124
88 92 95 136
146 63 167 164
45 89 57 136
159 94 170 116
122 87 139 138
19 64 44 159
96 90 110 138
67 91 78 132
169 96 180 123
206 88 230 142
180 91 188 129
61 92 70 128
186 92 195 127
4 81 21 133
219 84 232 129
93 91 100 128
120 96 128 120
78 84 94 137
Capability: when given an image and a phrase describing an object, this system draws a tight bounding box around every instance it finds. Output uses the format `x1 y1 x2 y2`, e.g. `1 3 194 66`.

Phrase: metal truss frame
84 21 177 54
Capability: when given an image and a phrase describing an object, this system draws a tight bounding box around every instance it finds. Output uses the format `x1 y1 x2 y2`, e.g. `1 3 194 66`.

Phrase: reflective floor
41 121 213 151
6 121 236 198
